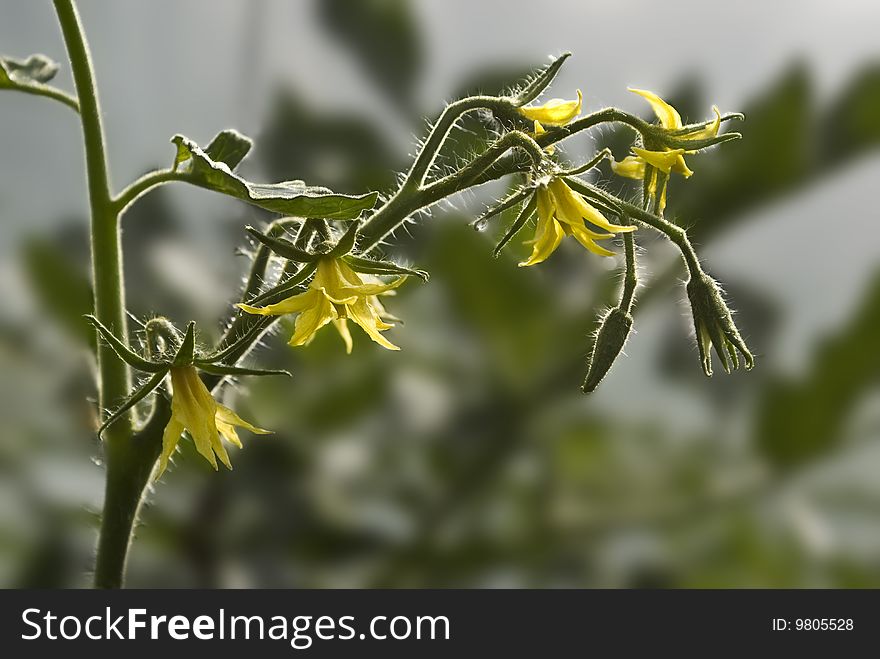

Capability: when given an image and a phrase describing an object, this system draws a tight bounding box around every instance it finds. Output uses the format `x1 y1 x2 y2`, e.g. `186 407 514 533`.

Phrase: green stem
55 0 147 589
360 131 544 252
6 81 80 112
113 168 177 213
404 96 509 191
619 233 637 313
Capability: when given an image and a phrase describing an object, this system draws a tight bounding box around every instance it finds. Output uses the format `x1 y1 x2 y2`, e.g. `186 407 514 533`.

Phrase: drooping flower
518 90 583 126
519 178 636 267
238 257 405 352
160 366 271 477
611 89 722 211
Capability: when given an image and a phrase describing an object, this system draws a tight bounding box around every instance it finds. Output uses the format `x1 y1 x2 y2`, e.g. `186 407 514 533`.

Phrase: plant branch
6 81 80 112
112 168 177 213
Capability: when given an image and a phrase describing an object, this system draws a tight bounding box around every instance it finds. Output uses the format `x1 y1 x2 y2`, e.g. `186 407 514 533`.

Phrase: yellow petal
610 155 645 180
628 88 682 130
631 147 693 177
518 89 582 127
237 288 321 316
318 287 359 306
519 190 564 266
532 120 555 154
215 403 271 452
217 420 242 448
334 259 407 297
288 293 336 346
565 222 616 257
215 404 272 436
333 318 354 353
549 179 637 234
157 417 184 479
347 297 400 351
170 367 221 470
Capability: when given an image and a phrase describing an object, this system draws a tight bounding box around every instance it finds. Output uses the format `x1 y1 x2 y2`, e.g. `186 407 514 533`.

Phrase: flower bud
686 273 754 376
582 307 633 393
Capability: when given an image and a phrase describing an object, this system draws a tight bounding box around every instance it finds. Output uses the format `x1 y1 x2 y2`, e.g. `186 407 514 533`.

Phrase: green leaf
317 0 423 111
205 129 252 169
820 63 880 164
509 52 572 107
23 238 95 353
0 53 78 112
170 134 378 219
344 254 429 282
755 270 880 469
0 54 58 86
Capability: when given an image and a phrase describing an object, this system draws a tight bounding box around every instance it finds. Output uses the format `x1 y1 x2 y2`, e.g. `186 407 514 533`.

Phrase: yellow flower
238 257 404 352
518 90 583 126
628 88 721 140
159 366 271 477
611 89 722 212
520 178 636 267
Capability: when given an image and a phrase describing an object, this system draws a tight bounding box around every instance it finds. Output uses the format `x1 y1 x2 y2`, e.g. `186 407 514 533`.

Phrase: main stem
55 0 144 589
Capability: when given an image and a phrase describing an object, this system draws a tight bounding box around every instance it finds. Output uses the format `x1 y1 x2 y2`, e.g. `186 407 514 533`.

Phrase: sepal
508 53 572 107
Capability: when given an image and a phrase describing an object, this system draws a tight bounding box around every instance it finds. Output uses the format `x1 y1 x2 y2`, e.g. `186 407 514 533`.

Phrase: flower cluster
73 53 752 479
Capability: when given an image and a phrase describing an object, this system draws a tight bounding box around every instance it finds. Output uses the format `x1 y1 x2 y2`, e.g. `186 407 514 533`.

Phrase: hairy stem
7 81 80 112
113 168 177 213
55 0 151 589
619 233 637 313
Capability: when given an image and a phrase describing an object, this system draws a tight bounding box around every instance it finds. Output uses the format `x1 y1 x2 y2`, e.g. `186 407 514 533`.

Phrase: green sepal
472 187 533 231
194 363 291 378
582 307 633 394
344 254 429 282
509 52 572 107
660 131 742 151
559 148 612 177
172 321 196 366
328 220 363 257
97 370 168 438
202 318 272 364
247 261 318 307
493 193 537 257
85 315 168 373
245 225 318 262
170 134 378 219
669 112 744 137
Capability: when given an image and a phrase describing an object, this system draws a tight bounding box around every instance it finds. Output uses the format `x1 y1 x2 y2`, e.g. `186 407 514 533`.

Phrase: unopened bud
582 307 633 393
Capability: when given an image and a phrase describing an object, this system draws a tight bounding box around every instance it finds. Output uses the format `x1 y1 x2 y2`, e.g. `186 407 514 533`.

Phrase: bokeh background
2 0 880 587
